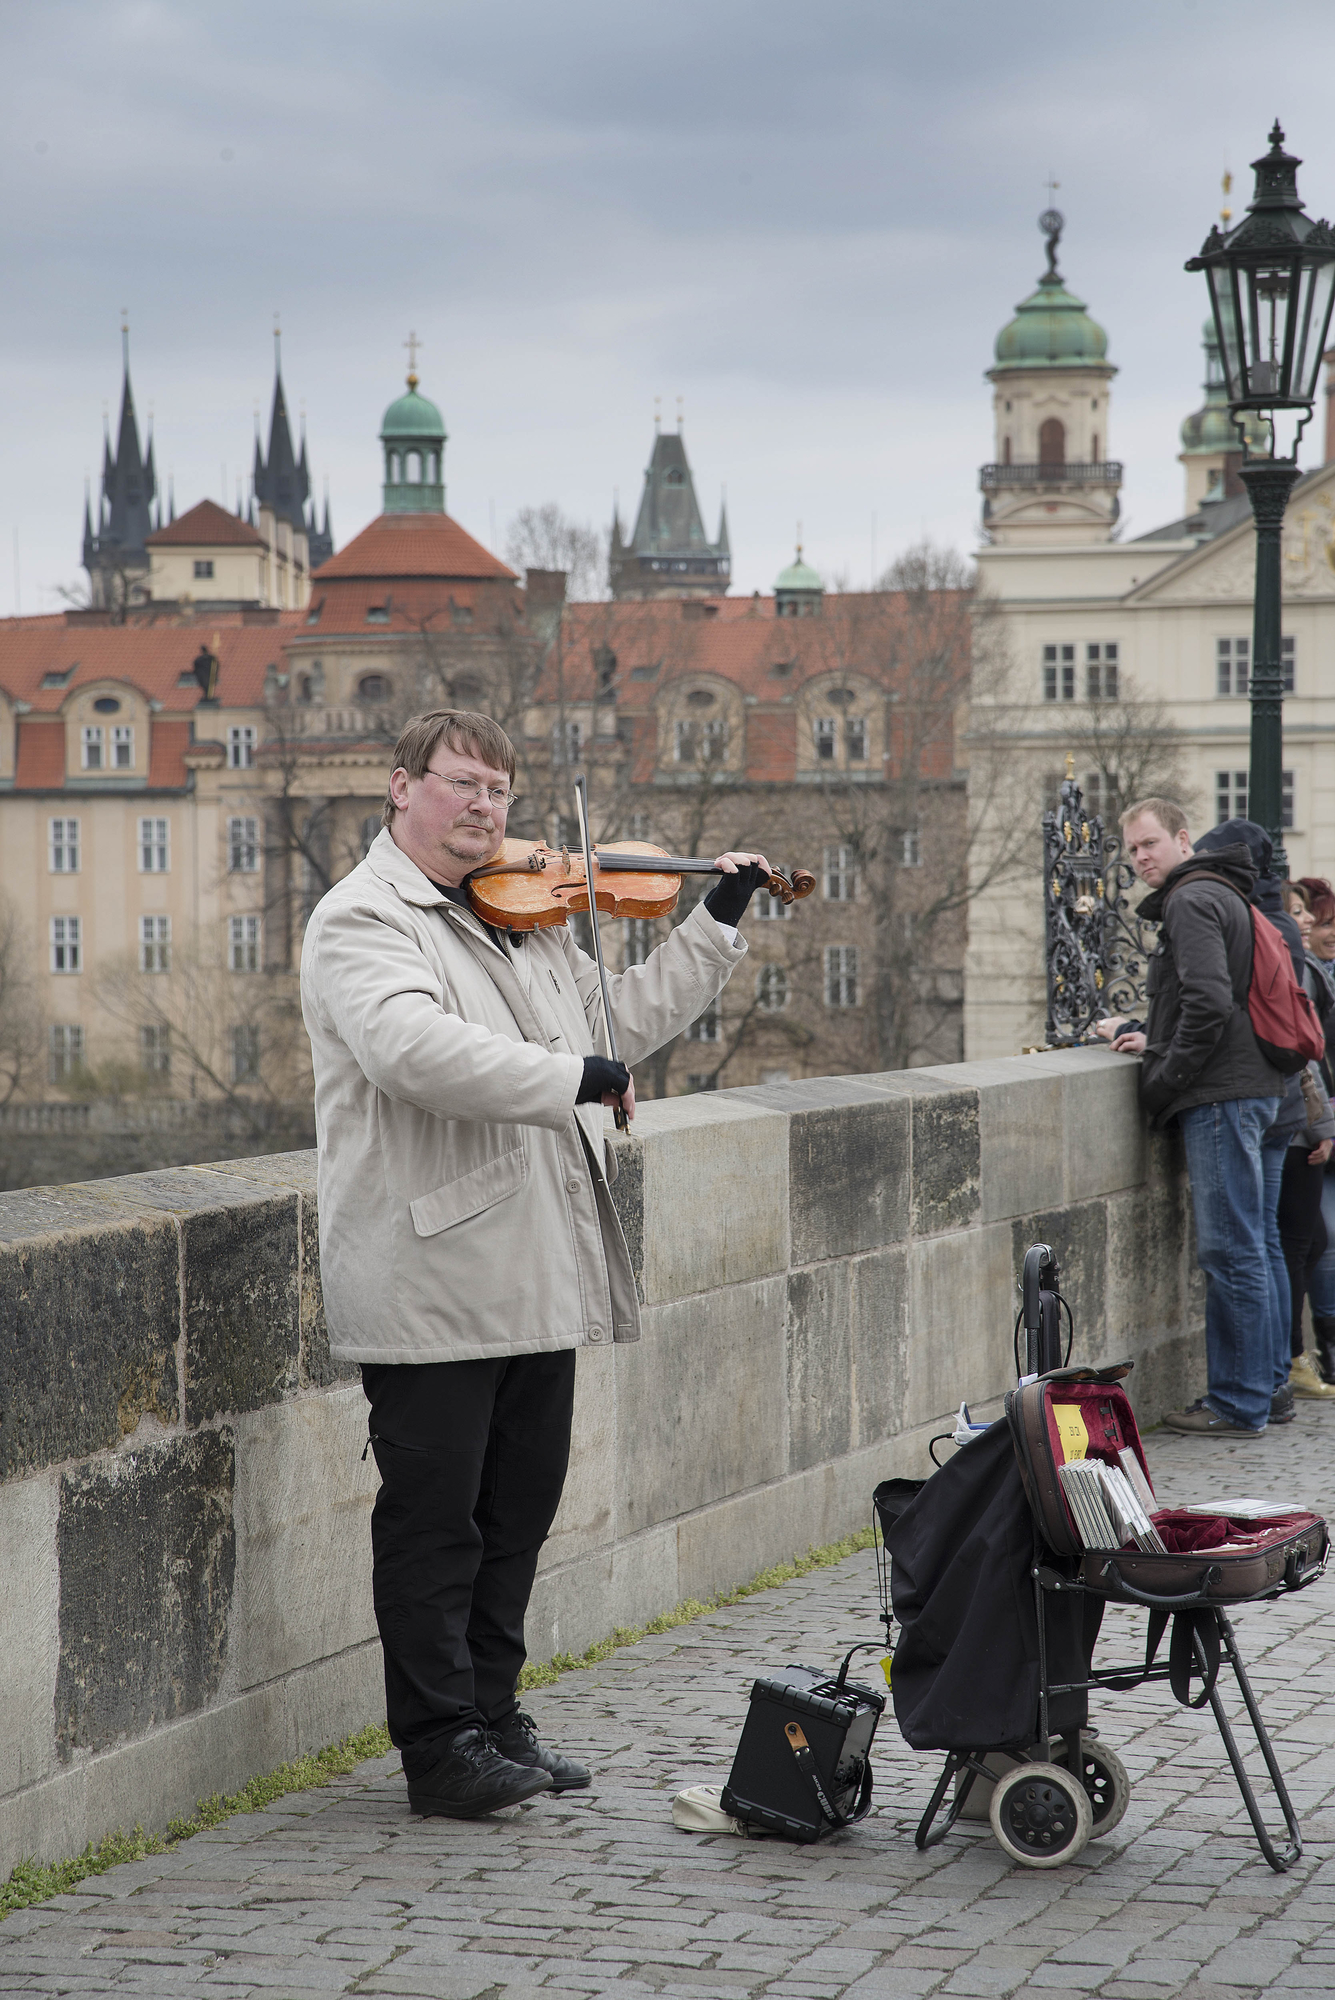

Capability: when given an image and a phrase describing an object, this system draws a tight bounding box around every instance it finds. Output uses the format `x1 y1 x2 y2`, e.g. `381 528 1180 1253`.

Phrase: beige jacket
300 829 747 1364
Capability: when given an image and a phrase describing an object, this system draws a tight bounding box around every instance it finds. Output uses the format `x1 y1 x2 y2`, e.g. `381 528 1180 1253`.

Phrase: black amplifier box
720 1664 885 1842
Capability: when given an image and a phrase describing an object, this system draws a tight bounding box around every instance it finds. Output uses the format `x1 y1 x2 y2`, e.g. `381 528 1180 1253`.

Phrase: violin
466 838 816 934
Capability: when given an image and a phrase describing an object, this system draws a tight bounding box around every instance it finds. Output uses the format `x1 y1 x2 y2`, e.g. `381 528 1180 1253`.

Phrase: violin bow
572 775 629 1134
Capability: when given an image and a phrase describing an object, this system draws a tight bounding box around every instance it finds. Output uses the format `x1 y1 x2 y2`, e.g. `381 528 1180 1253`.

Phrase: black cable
1059 1292 1074 1365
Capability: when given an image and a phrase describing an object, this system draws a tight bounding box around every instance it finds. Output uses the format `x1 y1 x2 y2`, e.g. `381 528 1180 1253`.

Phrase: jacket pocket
408 1144 527 1237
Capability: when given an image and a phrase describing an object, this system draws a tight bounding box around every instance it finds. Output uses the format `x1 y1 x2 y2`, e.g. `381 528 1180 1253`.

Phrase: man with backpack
1097 797 1292 1436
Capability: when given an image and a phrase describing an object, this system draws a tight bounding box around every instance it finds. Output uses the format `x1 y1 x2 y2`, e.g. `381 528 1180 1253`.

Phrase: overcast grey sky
5 0 1335 613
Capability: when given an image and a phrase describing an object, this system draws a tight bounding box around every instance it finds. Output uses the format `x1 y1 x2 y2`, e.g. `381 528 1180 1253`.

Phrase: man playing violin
300 708 770 1819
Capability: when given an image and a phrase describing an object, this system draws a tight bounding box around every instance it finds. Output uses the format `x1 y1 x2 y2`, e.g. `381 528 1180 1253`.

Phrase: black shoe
1313 1316 1335 1385
490 1709 591 1791
1270 1385 1296 1425
406 1727 553 1818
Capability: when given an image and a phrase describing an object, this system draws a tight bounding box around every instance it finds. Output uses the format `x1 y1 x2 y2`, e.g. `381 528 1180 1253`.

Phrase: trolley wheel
989 1761 1093 1868
1071 1736 1130 1838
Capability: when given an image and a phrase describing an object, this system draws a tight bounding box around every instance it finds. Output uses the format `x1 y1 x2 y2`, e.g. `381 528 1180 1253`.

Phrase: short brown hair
1119 796 1189 839
1299 876 1335 924
1283 881 1312 915
382 710 517 828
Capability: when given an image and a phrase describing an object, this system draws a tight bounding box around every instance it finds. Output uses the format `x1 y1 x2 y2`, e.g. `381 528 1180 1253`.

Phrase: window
81 725 103 770
629 811 651 840
112 725 134 769
814 717 837 761
1283 770 1295 831
756 964 789 1012
674 717 726 763
825 945 859 1008
1085 642 1119 702
49 1023 84 1084
845 717 868 762
553 719 583 766
1216 770 1248 822
824 845 856 901
231 1024 261 1084
358 674 390 702
50 916 80 973
1083 771 1112 820
138 816 169 872
228 725 256 769
365 605 390 624
228 816 259 873
139 1024 171 1075
1039 417 1066 466
1042 644 1075 702
1219 635 1296 696
139 915 171 973
754 872 792 919
193 559 215 579
1217 637 1249 696
49 817 80 873
623 917 654 967
685 1071 718 1091
685 1001 720 1043
901 829 921 867
229 914 261 972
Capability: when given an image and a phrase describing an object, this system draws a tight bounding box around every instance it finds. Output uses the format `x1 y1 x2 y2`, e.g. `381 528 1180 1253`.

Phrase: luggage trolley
874 1246 1328 1872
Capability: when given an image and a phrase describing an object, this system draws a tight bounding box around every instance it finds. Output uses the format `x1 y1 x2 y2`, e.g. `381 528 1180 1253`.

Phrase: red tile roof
146 499 264 549
313 512 516 583
0 616 300 714
295 578 523 637
14 720 65 789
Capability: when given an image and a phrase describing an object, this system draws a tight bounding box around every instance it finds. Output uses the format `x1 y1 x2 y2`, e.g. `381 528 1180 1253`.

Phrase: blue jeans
1309 1172 1335 1319
1179 1097 1281 1431
1261 1137 1292 1395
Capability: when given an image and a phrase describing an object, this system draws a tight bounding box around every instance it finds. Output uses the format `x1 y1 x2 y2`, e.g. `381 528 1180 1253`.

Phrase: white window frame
813 716 838 761
1282 769 1295 831
228 725 257 770
229 913 261 972
1042 643 1075 702
139 915 171 973
49 1022 85 1083
138 816 170 873
756 964 789 1012
1084 642 1119 703
139 1023 171 1075
754 872 793 919
1217 635 1294 697
685 1000 720 1043
901 829 921 867
1215 770 1248 823
845 716 868 762
81 725 104 770
50 915 81 974
230 1023 261 1083
193 558 215 580
228 815 259 873
49 817 80 873
112 724 134 769
824 944 858 1008
824 844 856 901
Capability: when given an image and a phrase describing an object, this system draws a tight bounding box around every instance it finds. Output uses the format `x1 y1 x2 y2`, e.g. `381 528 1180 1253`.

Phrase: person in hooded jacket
1096 799 1283 1436
1297 877 1335 1384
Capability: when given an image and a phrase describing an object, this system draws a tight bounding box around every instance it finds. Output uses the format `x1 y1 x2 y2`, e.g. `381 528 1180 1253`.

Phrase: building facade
964 217 1335 1059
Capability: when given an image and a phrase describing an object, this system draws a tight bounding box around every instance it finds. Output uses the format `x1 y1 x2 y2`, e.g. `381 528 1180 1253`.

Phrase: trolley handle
1095 1560 1223 1609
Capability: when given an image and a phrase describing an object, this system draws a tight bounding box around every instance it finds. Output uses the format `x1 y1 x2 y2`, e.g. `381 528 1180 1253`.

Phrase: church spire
253 319 313 531
82 319 155 608
609 418 731 600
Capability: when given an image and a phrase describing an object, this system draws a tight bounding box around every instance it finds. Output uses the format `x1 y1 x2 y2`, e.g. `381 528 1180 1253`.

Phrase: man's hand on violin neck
704 852 772 929
576 1056 635 1120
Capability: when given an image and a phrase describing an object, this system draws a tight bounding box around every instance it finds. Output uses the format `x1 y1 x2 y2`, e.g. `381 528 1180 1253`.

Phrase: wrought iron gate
1043 770 1157 1044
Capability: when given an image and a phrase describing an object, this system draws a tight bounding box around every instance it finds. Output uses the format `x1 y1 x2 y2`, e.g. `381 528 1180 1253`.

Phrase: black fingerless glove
577 1055 631 1104
704 861 765 927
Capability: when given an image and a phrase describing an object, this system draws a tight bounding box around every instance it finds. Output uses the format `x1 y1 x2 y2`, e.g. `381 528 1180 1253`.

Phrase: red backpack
1173 871 1325 1075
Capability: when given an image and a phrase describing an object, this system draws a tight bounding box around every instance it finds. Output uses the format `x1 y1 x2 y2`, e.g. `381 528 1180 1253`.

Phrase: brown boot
1289 1351 1335 1400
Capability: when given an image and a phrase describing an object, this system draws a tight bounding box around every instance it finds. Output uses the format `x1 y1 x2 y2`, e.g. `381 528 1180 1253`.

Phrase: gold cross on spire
404 330 422 386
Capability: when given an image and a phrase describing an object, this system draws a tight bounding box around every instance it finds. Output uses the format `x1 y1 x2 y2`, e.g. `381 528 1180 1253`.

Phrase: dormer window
41 665 75 689
81 725 104 770
665 468 685 486
846 717 868 761
112 725 134 769
306 600 323 626
93 696 121 714
814 718 837 762
366 605 390 624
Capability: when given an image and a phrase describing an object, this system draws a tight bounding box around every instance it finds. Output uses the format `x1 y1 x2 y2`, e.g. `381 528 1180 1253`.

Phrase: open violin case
1007 1364 1328 1600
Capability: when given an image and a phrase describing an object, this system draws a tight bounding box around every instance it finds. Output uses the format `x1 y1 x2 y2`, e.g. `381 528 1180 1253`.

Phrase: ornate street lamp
1187 123 1335 873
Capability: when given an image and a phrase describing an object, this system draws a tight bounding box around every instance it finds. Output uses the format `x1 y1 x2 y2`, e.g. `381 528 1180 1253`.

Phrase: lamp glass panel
1208 266 1246 401
1243 259 1293 399
1291 257 1335 403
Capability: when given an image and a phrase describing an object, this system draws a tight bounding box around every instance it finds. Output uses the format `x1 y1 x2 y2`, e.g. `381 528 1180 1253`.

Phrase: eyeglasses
423 770 516 809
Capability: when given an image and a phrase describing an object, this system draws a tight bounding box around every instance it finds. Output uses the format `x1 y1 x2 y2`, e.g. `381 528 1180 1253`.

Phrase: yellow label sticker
1051 1403 1090 1463
881 1655 893 1687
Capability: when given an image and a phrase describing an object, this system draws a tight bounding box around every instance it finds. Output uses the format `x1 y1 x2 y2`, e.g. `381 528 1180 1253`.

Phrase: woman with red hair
1299 878 1335 1385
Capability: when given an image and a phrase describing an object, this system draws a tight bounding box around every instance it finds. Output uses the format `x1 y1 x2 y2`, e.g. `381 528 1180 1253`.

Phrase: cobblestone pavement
5 1408 1335 2000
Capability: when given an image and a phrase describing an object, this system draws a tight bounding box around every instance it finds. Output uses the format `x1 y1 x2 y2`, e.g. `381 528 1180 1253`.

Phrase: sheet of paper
1051 1403 1089 1463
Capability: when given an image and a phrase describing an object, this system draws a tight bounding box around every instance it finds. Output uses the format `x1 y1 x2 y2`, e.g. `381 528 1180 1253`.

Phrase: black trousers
361 1349 577 1780
1278 1149 1329 1356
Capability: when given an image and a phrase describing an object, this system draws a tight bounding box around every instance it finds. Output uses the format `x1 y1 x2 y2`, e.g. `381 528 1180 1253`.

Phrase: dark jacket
1138 842 1285 1125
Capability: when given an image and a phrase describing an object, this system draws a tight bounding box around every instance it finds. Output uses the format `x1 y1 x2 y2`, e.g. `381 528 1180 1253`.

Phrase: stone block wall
0 1050 1201 1874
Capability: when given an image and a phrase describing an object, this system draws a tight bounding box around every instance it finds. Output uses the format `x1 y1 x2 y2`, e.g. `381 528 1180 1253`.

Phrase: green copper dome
992 272 1110 372
775 550 822 593
380 378 446 440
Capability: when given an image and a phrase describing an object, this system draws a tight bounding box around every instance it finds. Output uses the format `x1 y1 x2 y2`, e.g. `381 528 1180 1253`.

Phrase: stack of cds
1058 1457 1167 1553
